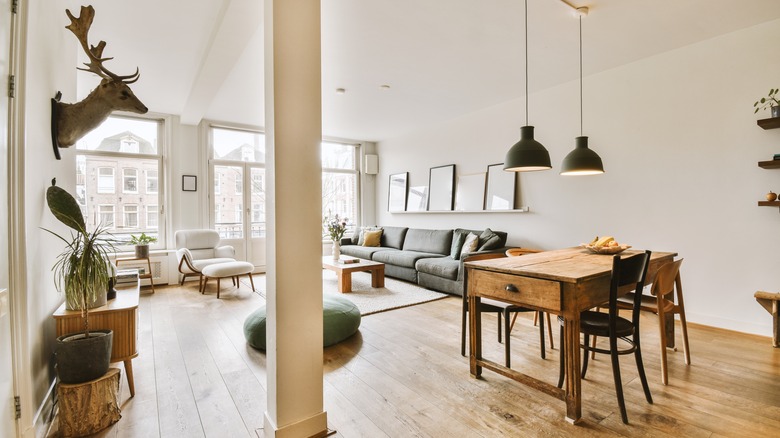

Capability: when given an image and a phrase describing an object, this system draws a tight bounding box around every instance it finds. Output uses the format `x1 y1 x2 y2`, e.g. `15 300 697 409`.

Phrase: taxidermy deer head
52 5 148 153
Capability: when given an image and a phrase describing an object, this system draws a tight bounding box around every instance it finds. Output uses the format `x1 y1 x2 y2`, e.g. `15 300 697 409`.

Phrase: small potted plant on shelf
323 213 348 260
44 179 115 384
130 232 157 258
754 88 780 118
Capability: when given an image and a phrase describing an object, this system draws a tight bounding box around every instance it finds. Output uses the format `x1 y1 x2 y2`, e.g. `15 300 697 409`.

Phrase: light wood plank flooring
49 279 780 437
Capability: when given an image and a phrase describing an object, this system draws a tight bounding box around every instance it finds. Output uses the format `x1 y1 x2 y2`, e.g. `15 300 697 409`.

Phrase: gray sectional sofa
339 226 508 296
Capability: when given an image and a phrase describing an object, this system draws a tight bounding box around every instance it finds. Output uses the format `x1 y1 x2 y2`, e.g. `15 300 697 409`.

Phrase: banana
594 236 614 248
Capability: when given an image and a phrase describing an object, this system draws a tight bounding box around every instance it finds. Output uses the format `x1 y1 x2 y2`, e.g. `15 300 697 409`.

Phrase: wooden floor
49 280 780 437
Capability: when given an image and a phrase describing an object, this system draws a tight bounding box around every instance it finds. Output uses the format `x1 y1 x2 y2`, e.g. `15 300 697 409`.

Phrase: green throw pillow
450 229 468 260
478 228 502 251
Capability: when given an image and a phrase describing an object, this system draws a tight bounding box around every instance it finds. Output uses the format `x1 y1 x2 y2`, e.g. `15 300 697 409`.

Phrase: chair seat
579 311 635 338
481 298 535 312
617 293 674 314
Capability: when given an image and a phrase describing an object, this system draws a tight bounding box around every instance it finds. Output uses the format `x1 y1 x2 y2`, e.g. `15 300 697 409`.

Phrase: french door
210 162 266 270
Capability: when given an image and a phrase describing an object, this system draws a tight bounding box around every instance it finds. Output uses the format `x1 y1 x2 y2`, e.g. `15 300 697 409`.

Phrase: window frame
321 141 361 239
97 167 115 194
122 168 138 194
75 113 168 251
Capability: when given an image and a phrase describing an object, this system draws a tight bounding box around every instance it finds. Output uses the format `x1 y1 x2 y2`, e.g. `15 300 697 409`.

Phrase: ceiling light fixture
379 84 391 90
504 0 551 173
336 88 346 94
560 6 604 176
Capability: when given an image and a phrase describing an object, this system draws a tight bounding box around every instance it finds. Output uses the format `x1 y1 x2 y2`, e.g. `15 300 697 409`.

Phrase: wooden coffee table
322 256 385 293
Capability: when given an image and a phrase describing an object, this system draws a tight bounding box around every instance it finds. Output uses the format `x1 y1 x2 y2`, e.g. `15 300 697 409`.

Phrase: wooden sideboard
53 281 139 396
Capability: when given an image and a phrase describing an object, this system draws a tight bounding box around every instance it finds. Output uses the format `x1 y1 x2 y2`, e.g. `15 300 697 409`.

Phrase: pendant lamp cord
525 0 529 126
579 14 583 136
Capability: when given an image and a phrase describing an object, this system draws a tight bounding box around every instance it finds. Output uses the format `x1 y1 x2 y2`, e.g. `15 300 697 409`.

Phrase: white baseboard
686 311 772 338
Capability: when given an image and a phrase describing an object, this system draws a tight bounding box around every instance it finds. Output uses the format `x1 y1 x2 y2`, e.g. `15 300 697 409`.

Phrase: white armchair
175 230 236 286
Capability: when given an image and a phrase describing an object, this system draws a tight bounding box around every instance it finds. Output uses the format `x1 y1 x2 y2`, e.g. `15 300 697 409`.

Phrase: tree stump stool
57 367 122 437
755 291 780 347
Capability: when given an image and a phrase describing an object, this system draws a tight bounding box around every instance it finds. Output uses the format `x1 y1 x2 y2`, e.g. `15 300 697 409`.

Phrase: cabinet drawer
468 269 561 311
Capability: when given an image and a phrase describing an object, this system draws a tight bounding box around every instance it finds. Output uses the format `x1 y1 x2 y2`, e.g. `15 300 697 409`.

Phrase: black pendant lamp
561 8 604 176
504 0 551 172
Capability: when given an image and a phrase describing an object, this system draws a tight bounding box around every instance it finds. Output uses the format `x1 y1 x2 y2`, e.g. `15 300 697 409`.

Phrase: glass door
209 126 266 270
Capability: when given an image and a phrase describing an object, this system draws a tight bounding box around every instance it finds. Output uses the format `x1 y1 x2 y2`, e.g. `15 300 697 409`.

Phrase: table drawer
469 269 561 311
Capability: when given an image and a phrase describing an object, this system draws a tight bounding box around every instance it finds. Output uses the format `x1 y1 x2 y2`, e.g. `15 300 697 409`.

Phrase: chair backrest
650 258 684 300
174 229 221 259
608 250 652 327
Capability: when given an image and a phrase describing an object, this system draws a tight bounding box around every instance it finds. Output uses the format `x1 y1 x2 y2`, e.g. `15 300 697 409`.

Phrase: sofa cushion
478 228 502 250
380 226 408 249
355 226 381 246
363 229 383 247
402 229 453 255
372 250 446 269
340 245 391 260
460 233 479 258
451 229 468 259
415 257 460 281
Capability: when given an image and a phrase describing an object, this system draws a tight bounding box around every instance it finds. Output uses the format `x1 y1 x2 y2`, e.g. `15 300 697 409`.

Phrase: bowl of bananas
581 236 631 254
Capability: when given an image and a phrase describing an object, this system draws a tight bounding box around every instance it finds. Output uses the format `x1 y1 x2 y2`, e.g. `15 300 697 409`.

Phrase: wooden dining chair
461 253 548 368
615 258 690 385
557 250 653 425
504 248 554 350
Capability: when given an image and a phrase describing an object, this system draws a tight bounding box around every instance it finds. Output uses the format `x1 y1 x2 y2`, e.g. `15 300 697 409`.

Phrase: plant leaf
46 183 86 232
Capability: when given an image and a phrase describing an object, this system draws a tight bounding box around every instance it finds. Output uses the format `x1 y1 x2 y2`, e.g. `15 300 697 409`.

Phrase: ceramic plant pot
54 329 113 384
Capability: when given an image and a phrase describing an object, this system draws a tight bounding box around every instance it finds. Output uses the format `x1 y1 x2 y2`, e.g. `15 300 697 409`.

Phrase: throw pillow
450 229 468 260
362 229 383 247
356 226 380 246
478 228 502 251
460 233 479 258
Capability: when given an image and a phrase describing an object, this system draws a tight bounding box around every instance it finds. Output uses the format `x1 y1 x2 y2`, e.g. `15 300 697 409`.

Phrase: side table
53 281 139 396
115 256 155 293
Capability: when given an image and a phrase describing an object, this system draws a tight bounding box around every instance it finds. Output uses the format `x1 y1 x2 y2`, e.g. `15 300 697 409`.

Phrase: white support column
263 1 327 437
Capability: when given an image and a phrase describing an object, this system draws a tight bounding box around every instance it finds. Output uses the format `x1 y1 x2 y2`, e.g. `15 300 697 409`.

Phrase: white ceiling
71 0 780 142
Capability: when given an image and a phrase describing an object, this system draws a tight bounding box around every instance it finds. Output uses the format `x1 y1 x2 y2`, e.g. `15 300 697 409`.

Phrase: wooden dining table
465 247 677 423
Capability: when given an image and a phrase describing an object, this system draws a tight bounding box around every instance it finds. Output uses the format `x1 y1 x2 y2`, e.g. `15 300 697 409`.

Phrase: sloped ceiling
70 0 780 142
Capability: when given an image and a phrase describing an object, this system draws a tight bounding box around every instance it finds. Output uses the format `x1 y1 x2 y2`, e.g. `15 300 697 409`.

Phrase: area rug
243 270 448 316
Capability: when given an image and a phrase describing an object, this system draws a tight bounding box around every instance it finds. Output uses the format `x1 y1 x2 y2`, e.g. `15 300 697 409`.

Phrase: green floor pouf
243 295 361 350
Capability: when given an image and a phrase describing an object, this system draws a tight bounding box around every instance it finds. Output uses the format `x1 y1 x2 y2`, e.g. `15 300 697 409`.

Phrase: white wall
376 19 780 336
22 0 78 421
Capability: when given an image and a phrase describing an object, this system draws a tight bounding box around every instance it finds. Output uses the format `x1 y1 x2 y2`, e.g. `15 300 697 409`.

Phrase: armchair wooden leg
248 273 256 292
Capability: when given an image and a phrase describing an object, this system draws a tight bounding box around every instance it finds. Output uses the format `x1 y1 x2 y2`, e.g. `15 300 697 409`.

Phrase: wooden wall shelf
757 117 780 130
758 201 780 207
758 160 780 169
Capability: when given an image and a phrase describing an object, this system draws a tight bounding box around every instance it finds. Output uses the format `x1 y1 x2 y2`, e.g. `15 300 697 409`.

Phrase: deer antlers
65 5 140 84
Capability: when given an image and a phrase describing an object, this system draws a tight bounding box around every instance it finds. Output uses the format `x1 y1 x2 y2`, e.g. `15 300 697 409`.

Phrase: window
123 168 138 193
146 169 158 194
147 205 158 229
322 142 359 237
123 205 138 229
98 205 114 227
75 115 165 247
210 126 264 240
97 167 115 193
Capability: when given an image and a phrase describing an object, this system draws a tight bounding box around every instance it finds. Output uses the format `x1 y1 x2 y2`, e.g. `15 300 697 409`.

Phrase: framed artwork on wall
428 164 455 211
182 175 197 192
388 172 409 212
406 186 428 212
484 163 515 210
455 173 486 211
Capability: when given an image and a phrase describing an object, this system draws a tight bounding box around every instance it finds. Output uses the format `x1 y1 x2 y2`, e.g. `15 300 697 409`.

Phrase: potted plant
754 88 780 118
323 213 348 260
130 232 157 258
45 179 115 384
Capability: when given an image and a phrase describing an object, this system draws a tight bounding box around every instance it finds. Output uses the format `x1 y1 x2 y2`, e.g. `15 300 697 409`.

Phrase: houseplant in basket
45 179 115 384
130 232 157 258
